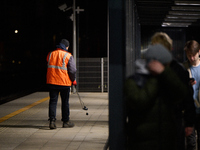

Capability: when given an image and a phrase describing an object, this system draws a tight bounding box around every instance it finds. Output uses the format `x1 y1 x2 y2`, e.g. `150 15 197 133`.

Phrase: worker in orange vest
46 39 77 129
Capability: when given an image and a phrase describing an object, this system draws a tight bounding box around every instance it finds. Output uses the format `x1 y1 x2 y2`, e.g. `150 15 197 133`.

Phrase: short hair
151 32 173 51
184 40 200 55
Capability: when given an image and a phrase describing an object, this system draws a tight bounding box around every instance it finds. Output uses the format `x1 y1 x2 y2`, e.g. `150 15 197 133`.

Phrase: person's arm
172 61 196 129
185 127 194 137
67 56 77 82
46 52 50 62
167 61 196 132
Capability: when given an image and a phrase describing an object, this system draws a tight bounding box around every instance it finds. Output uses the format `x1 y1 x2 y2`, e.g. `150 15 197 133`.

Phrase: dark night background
0 0 107 102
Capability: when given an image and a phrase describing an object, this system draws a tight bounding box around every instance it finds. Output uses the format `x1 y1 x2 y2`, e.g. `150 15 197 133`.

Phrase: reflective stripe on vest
47 52 69 70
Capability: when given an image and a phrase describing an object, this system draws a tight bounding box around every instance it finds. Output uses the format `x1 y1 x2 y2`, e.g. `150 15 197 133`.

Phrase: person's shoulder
182 60 190 69
171 59 187 70
125 73 149 88
126 74 144 80
170 59 190 82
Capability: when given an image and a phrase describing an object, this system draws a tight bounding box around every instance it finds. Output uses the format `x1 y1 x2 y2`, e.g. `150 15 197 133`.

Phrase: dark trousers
186 114 200 150
48 87 70 122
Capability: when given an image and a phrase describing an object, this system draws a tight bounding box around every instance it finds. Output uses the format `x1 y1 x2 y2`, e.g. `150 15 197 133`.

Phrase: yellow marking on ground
0 97 49 123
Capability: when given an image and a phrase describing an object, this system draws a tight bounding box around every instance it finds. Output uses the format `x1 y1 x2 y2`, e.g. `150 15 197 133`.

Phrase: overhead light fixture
162 22 192 25
162 22 191 27
175 1 200 6
166 15 200 19
162 24 189 27
169 11 200 15
172 6 200 11
161 1 200 27
164 18 197 22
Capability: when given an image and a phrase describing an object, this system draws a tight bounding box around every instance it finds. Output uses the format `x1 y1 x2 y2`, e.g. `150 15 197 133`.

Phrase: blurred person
151 32 195 140
46 39 77 129
151 32 196 138
152 32 196 149
125 44 196 150
183 40 200 150
151 32 173 51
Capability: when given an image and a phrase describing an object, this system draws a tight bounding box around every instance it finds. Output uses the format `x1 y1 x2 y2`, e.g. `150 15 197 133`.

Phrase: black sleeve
170 60 196 127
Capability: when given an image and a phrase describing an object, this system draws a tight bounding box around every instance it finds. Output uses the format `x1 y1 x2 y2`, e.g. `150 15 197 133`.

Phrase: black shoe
49 120 56 129
63 121 75 128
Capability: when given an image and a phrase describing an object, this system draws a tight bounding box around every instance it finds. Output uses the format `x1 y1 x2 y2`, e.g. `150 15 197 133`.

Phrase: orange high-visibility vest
46 49 72 86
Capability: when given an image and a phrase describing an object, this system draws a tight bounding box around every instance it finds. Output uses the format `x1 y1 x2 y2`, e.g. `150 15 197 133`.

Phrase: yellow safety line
0 97 49 123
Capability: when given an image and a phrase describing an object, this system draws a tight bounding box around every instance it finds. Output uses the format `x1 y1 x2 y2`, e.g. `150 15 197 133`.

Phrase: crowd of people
125 32 200 150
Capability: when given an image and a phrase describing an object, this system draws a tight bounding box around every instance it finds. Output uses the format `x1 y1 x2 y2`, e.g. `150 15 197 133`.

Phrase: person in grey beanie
124 43 195 150
46 39 77 129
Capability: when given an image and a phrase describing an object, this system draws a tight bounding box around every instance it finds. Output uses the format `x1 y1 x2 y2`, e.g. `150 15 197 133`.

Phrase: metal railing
77 57 108 92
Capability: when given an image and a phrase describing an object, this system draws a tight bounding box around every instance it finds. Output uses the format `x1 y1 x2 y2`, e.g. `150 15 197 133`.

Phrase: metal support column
108 0 126 149
101 58 104 93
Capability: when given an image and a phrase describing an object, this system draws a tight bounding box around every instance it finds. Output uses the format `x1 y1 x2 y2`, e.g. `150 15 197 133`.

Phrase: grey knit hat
144 44 172 65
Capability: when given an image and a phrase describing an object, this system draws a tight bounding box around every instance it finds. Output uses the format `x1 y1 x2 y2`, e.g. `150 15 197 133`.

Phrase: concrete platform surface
0 92 109 150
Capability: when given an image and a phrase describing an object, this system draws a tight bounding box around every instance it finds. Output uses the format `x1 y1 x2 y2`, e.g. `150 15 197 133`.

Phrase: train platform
0 92 109 150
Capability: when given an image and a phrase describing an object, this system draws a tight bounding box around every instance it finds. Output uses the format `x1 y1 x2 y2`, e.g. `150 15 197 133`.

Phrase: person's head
145 44 172 66
151 32 173 51
57 39 70 51
184 40 200 64
60 39 70 50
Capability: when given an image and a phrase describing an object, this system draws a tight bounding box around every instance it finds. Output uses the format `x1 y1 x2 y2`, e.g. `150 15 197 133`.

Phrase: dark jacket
124 59 195 150
170 59 195 127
